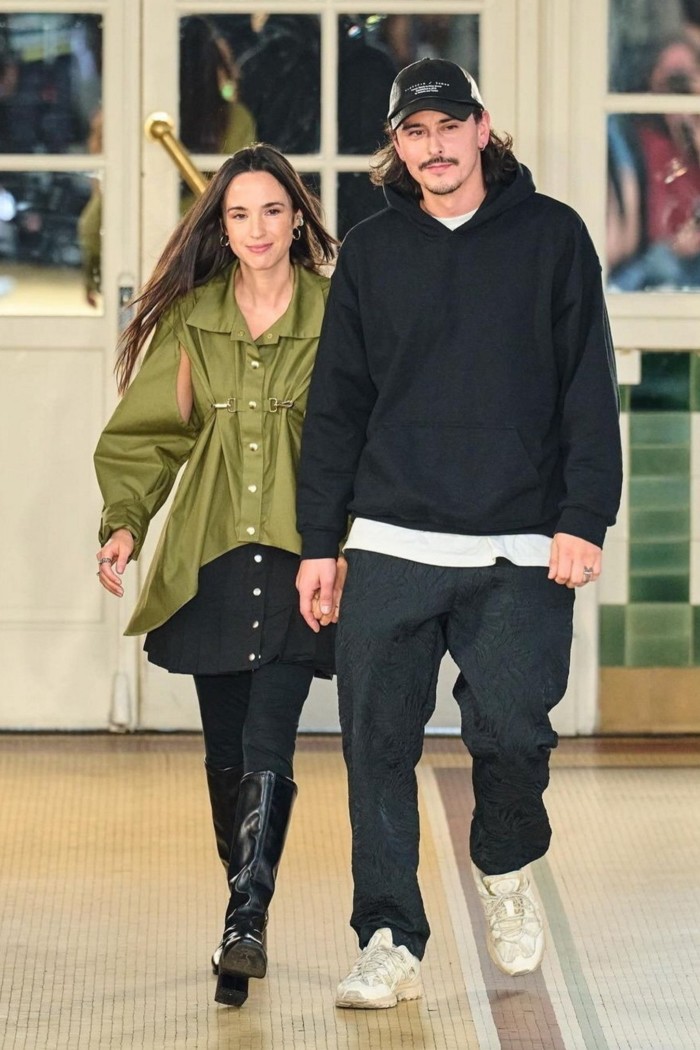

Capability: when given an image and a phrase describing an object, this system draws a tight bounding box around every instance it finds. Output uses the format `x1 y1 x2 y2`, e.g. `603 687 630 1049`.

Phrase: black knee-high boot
206 761 243 874
215 771 297 999
205 763 249 1007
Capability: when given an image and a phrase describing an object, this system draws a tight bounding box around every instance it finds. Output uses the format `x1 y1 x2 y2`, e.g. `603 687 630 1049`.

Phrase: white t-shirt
344 208 551 569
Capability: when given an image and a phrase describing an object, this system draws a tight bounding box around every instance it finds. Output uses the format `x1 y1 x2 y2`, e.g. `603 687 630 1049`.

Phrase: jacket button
253 588 261 596
246 526 256 535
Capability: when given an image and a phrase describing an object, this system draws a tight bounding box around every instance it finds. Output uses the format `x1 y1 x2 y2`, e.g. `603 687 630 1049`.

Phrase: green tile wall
600 351 700 667
630 352 689 411
599 605 625 666
690 353 700 412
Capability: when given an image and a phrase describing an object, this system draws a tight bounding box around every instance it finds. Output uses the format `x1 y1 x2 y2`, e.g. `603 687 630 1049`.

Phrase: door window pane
338 14 480 155
607 113 700 291
179 14 320 156
0 13 102 153
337 172 384 239
609 0 700 93
178 16 257 155
340 13 482 155
0 170 101 315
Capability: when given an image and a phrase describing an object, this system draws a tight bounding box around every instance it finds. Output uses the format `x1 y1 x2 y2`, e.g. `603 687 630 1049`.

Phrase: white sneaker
335 928 423 1009
472 864 545 976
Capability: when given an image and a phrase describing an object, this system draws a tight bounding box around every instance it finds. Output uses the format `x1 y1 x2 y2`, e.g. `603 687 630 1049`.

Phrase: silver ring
98 557 112 565
582 566 594 580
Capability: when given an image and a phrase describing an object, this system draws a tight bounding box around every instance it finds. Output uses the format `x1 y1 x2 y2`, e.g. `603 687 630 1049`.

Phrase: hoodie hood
383 162 537 237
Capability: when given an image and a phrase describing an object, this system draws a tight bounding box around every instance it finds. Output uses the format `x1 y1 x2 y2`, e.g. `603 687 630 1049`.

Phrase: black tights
194 661 314 779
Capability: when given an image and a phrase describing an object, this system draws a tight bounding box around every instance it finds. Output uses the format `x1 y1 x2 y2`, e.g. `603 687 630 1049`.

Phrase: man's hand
548 532 602 588
296 558 338 632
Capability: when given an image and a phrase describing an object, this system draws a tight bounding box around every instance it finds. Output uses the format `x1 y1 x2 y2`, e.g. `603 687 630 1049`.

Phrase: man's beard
424 177 464 195
419 157 463 195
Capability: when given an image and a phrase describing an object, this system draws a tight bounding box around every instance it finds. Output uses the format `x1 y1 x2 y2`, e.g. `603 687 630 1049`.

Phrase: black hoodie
297 165 622 558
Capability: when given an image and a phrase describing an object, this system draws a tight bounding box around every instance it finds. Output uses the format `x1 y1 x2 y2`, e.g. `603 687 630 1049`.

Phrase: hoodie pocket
355 423 543 529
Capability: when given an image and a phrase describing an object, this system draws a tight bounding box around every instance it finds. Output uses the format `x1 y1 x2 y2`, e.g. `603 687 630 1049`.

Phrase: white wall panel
0 349 104 623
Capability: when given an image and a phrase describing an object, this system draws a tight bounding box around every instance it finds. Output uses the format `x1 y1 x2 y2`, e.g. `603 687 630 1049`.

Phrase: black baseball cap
387 58 485 131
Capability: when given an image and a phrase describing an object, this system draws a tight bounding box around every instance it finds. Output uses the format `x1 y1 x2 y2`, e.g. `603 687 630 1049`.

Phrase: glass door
0 1 141 728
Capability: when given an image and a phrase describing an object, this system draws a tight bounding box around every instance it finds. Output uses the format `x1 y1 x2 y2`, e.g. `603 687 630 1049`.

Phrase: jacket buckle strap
267 398 294 413
212 398 238 413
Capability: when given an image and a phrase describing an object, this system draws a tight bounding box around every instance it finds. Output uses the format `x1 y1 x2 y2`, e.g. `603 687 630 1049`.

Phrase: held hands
548 532 602 588
297 555 347 633
96 528 134 597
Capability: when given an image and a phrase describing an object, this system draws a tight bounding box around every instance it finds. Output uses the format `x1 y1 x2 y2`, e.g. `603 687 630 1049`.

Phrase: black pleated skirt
144 544 335 677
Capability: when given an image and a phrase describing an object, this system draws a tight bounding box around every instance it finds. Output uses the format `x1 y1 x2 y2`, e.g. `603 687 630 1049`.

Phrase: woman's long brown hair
115 144 337 393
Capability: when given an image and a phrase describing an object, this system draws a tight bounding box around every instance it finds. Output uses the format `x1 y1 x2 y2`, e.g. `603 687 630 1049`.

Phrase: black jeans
337 550 574 960
194 662 314 779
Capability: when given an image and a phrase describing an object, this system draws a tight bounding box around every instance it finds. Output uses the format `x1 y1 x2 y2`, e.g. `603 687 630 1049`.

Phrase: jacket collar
185 261 327 341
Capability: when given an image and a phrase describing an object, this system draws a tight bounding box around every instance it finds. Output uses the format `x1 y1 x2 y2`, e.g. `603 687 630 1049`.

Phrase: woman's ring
98 557 112 564
582 566 594 580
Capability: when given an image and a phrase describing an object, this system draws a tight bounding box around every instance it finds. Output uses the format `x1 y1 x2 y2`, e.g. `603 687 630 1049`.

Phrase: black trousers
337 550 575 960
194 662 314 779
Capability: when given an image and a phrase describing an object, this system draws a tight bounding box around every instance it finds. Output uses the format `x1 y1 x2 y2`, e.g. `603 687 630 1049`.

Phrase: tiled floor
0 734 698 1050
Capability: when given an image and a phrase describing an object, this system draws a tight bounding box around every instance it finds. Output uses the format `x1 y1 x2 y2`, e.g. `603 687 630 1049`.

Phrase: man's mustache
419 156 458 171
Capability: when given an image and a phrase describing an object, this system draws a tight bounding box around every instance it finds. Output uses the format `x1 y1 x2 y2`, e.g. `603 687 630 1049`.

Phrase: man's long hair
370 112 519 199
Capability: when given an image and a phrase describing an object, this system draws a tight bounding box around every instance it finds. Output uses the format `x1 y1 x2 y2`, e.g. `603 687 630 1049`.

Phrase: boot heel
215 971 249 1007
221 940 267 979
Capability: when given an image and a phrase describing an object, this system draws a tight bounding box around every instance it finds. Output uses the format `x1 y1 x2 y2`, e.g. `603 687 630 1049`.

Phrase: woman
94 145 341 1007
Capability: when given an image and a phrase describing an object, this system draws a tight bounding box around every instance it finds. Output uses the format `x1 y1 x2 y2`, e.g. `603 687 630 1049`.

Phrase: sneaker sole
486 939 544 977
336 979 423 1010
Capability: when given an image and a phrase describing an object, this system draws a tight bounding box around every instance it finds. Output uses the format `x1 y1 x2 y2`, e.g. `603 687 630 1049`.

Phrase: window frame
173 0 512 236
568 0 700 349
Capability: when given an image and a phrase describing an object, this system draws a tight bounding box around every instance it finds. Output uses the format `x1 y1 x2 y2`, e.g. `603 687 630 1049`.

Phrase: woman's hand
330 555 347 623
96 528 134 597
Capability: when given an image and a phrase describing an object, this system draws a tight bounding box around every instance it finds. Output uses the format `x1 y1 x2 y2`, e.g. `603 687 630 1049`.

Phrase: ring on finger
98 557 112 565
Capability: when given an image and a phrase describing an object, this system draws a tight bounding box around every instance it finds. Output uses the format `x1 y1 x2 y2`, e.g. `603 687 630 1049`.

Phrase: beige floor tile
0 735 698 1049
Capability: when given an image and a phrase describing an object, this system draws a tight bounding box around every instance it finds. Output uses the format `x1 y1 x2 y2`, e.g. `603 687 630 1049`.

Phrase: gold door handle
144 112 208 196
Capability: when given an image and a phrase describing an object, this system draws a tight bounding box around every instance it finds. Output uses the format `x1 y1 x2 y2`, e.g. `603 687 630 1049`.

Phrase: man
296 59 622 1009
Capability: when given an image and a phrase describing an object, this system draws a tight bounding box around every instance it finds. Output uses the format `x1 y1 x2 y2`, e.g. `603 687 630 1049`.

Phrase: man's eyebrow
401 115 456 130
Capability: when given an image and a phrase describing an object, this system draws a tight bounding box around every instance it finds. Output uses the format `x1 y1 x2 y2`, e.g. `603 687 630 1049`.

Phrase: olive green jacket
94 263 329 635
